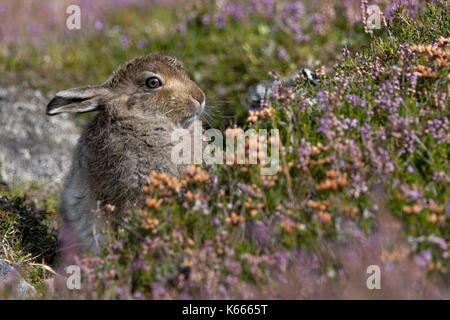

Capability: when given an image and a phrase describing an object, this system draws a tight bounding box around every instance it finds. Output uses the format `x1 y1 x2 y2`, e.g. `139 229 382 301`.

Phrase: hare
46 54 206 252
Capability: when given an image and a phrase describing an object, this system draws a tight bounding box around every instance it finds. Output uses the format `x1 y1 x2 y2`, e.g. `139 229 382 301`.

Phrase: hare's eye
145 77 162 89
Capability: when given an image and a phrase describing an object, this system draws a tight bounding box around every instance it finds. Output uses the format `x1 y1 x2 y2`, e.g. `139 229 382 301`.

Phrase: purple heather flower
239 183 259 197
201 14 211 25
385 162 394 173
346 94 366 108
343 118 358 130
27 24 40 36
407 189 420 201
226 275 238 286
414 250 431 267
386 0 420 19
248 0 275 18
151 283 167 298
427 236 448 251
215 13 225 29
224 4 245 21
277 49 287 59
120 34 130 50
225 258 241 276
375 79 403 114
407 165 414 173
94 20 103 31
425 117 449 145
341 47 350 57
432 171 445 182
176 23 187 34
210 175 218 192
317 91 327 106
111 25 121 34
353 228 363 240
136 38 148 50
296 139 311 171
279 1 309 42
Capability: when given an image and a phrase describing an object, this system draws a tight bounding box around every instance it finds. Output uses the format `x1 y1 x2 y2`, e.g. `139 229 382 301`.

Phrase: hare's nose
191 96 205 113
191 87 205 103
191 91 206 112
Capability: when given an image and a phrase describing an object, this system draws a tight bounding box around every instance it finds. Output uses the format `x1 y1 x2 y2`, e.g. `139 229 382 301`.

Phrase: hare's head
46 54 206 127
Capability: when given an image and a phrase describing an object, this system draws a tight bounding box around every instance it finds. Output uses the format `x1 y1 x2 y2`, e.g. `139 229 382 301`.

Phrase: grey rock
245 68 318 109
0 259 36 297
0 259 13 277
0 178 10 190
0 86 80 186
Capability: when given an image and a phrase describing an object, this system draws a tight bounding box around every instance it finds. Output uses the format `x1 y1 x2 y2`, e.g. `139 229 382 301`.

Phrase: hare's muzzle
191 96 206 116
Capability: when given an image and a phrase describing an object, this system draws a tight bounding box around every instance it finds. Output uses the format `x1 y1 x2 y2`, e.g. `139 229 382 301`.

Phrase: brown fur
46 54 205 251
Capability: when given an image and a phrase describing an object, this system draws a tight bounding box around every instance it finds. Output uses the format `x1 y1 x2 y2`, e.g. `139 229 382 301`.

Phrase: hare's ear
46 86 110 116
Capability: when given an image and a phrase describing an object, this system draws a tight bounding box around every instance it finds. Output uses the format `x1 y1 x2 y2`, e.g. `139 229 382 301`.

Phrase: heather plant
0 0 449 299
0 0 377 121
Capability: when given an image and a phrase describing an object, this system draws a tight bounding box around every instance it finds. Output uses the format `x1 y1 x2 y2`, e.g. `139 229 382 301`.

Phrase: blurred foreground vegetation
0 0 449 299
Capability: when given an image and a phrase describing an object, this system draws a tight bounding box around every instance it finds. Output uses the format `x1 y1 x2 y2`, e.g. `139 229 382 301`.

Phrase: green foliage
0 0 448 299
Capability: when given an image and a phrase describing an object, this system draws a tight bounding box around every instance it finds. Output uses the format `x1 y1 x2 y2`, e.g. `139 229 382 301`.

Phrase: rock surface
0 86 80 185
0 259 36 297
245 68 317 109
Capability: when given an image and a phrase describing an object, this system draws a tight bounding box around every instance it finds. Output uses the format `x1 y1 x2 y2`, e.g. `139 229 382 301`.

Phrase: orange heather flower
436 57 450 68
343 206 359 218
316 173 348 191
437 36 450 46
145 197 162 209
429 202 444 213
411 204 422 215
427 213 438 224
310 146 320 156
318 211 331 224
325 169 339 179
402 205 421 215
413 65 437 78
142 217 159 230
182 165 209 185
280 219 292 233
307 200 319 209
230 212 238 224
186 190 194 203
182 257 193 268
402 205 412 215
